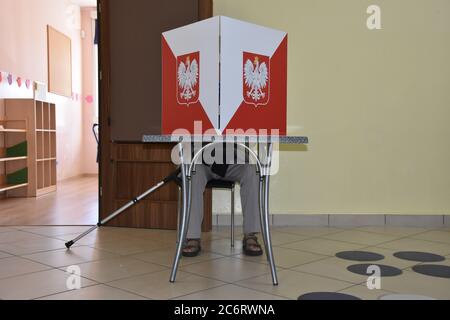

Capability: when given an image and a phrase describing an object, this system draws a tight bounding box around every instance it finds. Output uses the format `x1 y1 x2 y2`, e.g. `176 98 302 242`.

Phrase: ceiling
70 0 97 7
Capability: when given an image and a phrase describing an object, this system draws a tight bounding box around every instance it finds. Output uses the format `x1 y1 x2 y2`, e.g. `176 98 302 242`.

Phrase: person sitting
182 143 264 257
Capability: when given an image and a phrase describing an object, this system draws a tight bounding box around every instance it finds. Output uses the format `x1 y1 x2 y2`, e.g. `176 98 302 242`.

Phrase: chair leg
176 187 182 244
231 185 235 248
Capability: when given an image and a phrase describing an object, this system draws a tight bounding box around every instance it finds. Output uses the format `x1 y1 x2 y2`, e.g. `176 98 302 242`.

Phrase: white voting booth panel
162 16 287 135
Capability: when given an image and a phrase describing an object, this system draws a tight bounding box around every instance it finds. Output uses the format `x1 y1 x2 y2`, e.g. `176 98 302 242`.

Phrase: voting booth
67 17 305 287
162 16 288 135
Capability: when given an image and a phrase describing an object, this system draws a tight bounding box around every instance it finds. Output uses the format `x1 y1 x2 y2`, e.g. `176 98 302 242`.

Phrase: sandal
182 239 201 257
243 233 264 256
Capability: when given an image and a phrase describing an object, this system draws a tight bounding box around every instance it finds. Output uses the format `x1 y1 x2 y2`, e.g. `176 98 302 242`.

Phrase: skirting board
213 214 450 228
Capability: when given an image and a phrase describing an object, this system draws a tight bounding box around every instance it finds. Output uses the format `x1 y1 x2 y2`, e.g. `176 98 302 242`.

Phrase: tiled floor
0 225 449 300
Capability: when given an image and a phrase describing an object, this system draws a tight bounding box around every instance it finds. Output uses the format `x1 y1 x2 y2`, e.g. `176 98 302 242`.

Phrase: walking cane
65 168 181 249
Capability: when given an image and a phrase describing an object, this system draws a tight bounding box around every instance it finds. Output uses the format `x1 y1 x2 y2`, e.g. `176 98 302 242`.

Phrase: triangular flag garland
0 70 89 103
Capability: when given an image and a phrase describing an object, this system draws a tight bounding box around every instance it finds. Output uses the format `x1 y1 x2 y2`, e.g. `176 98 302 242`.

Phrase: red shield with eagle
176 51 200 106
243 52 270 107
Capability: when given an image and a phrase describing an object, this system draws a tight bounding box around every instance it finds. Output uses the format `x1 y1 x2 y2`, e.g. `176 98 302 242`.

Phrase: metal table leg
170 144 192 283
259 142 278 285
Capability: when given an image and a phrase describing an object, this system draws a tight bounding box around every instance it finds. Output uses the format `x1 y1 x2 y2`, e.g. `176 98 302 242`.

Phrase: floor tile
356 226 428 236
2 225 448 300
131 249 224 268
321 230 400 246
234 247 327 268
236 269 353 300
0 251 12 259
291 257 375 284
180 257 273 283
69 257 167 283
274 227 343 237
376 238 450 256
173 284 288 300
379 270 450 300
54 229 128 246
16 226 94 237
0 231 47 244
280 238 365 256
338 284 393 300
403 256 450 272
0 227 19 233
411 230 450 245
201 238 244 256
107 228 178 244
23 246 119 268
108 269 225 300
88 238 168 256
0 269 97 300
0 237 71 255
362 246 424 269
267 231 309 246
0 256 51 279
38 284 148 300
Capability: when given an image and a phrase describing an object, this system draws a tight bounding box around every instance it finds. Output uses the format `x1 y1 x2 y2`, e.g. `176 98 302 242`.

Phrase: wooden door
98 0 213 230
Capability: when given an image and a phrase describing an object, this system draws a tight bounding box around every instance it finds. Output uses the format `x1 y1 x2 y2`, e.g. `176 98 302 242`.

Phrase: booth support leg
170 145 192 283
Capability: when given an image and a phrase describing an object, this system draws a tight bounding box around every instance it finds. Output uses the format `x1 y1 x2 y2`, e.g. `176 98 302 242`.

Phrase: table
142 135 309 285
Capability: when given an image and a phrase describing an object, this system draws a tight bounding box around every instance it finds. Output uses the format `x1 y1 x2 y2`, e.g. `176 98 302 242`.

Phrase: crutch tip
65 241 74 249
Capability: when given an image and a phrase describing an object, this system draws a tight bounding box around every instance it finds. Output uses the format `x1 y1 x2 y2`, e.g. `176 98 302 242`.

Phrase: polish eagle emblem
177 52 200 106
243 52 270 107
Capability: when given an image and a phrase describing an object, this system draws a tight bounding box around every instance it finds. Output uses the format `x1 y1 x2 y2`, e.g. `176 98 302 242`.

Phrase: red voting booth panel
162 16 287 136
162 38 214 134
224 37 287 135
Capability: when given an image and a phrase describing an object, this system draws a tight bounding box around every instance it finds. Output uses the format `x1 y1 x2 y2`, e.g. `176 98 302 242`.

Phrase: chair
176 178 236 247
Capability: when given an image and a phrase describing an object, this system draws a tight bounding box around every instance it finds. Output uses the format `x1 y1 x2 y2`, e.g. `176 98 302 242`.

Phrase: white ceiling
70 0 97 7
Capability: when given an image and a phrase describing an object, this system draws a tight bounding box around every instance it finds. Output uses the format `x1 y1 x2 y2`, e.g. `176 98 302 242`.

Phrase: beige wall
81 7 98 175
0 0 97 180
213 0 450 215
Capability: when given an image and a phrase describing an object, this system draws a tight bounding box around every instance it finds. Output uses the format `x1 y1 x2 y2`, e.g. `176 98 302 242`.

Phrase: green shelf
6 167 28 185
6 141 28 157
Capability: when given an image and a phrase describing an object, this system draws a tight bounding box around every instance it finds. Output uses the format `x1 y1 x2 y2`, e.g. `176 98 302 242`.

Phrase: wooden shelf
0 129 27 133
0 183 28 193
2 99 57 198
0 156 28 162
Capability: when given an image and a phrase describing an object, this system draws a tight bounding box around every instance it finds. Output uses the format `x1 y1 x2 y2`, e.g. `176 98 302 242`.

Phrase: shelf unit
0 119 29 198
2 99 57 197
34 100 57 196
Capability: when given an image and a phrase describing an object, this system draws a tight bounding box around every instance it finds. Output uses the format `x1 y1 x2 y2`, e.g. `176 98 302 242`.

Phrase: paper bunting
17 77 22 87
0 72 3 83
85 95 94 104
7 74 13 85
25 79 31 89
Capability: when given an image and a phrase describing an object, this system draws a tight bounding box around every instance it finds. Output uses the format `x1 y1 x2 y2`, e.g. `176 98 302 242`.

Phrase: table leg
258 176 269 256
260 142 278 285
170 145 192 283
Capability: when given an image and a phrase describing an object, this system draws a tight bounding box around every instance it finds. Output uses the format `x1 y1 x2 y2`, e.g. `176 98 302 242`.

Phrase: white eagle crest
244 56 268 102
178 56 198 101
